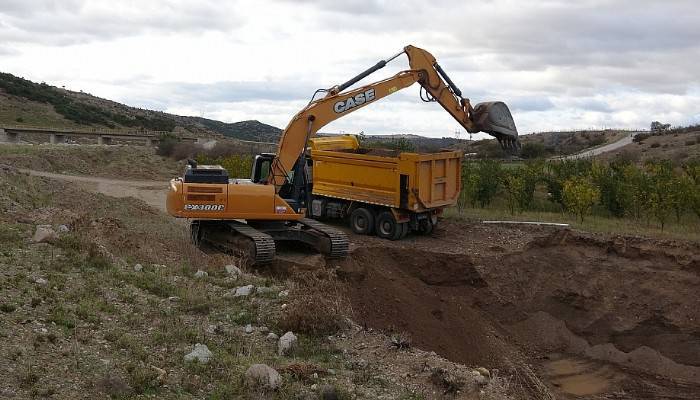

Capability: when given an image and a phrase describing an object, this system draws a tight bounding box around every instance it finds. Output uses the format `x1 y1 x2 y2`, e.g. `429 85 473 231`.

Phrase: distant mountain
0 72 282 141
191 118 282 142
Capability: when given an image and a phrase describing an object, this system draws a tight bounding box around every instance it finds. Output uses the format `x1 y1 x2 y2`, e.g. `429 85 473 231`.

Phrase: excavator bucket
472 101 520 150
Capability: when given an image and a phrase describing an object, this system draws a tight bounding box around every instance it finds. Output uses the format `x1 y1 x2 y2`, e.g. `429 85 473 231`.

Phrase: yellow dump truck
306 135 461 239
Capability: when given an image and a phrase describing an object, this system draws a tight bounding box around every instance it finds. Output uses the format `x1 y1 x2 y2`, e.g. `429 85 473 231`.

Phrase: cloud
0 0 240 46
1 0 698 136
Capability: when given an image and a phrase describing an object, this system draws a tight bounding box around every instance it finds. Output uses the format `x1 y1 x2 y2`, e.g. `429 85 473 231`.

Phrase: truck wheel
417 219 434 235
399 222 409 239
376 211 402 240
350 207 375 235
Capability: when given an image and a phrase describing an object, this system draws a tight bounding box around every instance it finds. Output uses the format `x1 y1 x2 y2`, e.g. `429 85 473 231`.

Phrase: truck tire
375 211 403 240
417 218 434 235
399 222 409 239
350 207 375 235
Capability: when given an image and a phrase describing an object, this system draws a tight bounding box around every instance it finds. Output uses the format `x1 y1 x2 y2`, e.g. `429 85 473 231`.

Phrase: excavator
166 45 519 264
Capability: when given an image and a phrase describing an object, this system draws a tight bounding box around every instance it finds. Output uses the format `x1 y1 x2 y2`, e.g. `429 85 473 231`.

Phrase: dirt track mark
21 169 168 211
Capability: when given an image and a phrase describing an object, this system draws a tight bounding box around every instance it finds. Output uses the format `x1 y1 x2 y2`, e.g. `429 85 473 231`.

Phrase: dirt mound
339 247 522 369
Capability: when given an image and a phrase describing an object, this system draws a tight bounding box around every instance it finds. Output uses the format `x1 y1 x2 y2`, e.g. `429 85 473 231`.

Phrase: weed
0 303 16 313
278 271 351 336
48 305 76 331
125 361 160 395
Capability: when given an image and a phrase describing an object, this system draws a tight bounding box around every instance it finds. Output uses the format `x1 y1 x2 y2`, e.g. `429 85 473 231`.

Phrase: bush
519 142 548 159
278 271 351 336
562 176 600 222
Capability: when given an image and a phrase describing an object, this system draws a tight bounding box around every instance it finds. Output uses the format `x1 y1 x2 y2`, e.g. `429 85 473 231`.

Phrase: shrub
562 176 600 222
278 271 351 336
519 142 548 159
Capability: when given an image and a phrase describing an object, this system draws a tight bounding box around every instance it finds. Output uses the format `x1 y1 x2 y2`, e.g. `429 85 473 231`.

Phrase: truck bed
310 147 462 211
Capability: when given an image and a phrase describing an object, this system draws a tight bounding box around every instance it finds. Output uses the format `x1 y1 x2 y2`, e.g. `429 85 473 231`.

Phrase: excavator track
226 222 276 264
196 221 276 265
299 218 349 258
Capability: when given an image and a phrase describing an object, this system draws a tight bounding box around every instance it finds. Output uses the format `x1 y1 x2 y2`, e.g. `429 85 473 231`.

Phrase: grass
446 206 700 241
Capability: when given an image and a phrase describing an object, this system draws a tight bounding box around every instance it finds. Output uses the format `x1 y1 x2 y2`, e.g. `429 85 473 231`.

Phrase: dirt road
559 132 641 159
21 169 168 211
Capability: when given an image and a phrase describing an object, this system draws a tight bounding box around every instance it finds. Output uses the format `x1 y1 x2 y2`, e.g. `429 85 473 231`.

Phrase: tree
562 177 600 223
646 162 674 230
474 159 502 208
458 162 479 213
502 172 526 215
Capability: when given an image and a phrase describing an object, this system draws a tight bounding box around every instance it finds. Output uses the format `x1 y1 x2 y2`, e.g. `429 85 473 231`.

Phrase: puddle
544 355 621 396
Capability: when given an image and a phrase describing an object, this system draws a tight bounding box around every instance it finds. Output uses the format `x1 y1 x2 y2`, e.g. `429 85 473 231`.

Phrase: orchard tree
562 176 600 223
646 162 674 230
475 159 502 208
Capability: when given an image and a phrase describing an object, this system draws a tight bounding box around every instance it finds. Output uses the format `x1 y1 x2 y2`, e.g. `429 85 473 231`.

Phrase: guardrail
1 125 198 139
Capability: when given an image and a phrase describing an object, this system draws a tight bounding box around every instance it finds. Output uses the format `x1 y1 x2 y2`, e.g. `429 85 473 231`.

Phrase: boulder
233 285 255 297
194 270 208 278
278 331 298 356
33 225 58 243
245 363 282 391
184 343 213 364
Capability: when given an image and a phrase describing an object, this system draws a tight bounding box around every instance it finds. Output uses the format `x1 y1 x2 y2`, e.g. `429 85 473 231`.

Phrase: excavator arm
268 45 518 188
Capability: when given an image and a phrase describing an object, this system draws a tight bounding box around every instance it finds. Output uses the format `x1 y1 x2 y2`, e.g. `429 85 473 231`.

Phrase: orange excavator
166 45 518 264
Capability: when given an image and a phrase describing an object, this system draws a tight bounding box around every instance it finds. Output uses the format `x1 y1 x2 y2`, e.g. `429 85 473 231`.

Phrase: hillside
599 128 700 165
0 72 281 141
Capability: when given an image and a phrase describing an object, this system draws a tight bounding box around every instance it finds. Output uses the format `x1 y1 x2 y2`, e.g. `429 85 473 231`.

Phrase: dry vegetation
0 144 183 180
0 165 505 399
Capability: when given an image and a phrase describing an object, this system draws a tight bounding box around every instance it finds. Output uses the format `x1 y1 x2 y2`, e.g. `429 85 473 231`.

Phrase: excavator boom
269 45 518 188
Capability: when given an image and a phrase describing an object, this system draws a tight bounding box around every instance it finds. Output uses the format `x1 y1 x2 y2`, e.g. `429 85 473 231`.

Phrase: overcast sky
1 0 699 138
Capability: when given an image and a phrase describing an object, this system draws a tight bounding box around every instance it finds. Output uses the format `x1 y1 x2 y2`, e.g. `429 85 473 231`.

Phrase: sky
1 0 699 139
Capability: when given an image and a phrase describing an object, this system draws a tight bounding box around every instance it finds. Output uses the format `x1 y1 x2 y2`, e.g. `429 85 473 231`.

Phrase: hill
599 127 700 165
0 72 281 141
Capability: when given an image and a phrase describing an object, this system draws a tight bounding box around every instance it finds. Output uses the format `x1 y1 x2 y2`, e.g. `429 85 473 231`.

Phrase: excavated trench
332 230 700 399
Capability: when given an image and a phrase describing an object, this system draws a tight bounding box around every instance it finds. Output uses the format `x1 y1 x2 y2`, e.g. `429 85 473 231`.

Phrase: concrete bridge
0 125 201 146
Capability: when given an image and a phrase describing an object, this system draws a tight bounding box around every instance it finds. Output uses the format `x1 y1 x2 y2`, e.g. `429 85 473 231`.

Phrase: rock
278 331 298 356
320 385 339 400
470 370 487 385
245 324 254 334
233 285 254 297
281 303 288 310
245 363 282 390
259 326 269 334
167 296 180 302
278 290 289 298
267 332 279 341
57 224 70 233
225 264 242 276
33 225 58 243
256 286 276 295
206 324 217 334
194 270 208 278
475 367 491 378
184 343 213 364
34 277 48 285
133 264 143 272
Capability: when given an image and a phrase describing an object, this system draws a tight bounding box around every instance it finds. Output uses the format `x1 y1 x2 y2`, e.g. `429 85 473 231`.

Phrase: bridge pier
1 128 20 143
98 136 112 145
49 133 66 144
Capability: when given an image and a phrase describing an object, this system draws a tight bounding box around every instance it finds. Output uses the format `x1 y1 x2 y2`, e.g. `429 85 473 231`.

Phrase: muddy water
543 355 621 396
